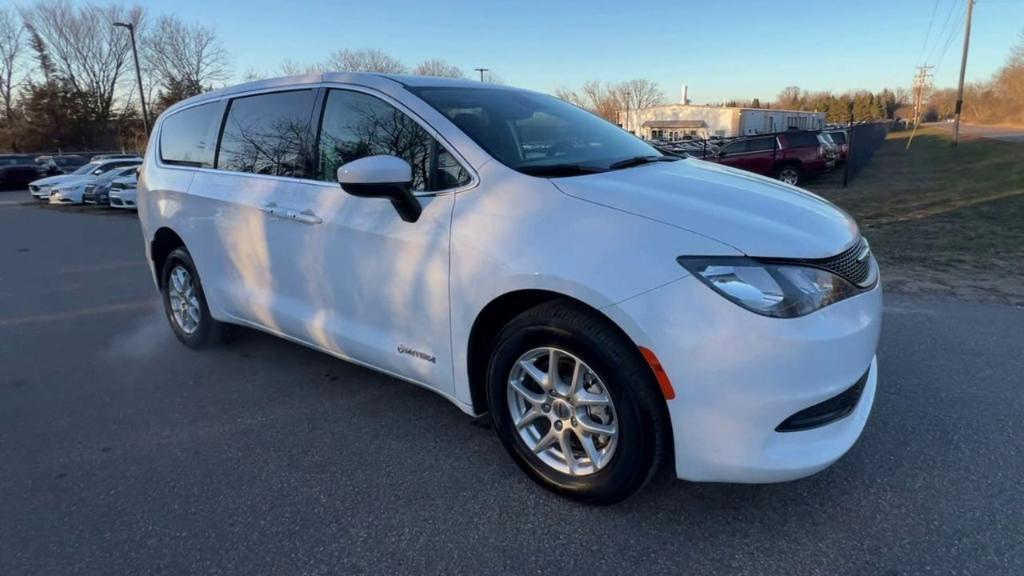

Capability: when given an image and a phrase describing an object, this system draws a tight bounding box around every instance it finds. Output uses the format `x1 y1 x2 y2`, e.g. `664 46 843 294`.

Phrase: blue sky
131 0 1022 102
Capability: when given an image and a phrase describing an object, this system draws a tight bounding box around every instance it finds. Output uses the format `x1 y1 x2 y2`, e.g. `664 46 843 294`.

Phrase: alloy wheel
507 347 618 476
168 265 201 335
778 168 800 185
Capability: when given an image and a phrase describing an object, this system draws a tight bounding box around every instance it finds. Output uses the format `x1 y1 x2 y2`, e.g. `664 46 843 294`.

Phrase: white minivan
139 73 882 503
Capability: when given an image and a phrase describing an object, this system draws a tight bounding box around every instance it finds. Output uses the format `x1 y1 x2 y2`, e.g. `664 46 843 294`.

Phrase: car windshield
411 86 665 176
71 162 101 175
829 132 847 145
98 166 138 182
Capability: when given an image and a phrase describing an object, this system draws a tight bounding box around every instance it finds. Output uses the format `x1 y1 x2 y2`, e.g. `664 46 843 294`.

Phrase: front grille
816 237 872 285
776 369 869 432
762 236 874 287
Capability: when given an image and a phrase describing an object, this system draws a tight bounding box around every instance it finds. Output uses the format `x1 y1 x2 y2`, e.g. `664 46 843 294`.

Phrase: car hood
32 174 87 187
551 158 859 259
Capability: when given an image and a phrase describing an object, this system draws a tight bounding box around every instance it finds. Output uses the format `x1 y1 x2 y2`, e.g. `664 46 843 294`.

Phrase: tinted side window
160 102 224 168
316 89 469 191
747 137 776 152
217 90 316 178
719 141 748 155
783 132 820 149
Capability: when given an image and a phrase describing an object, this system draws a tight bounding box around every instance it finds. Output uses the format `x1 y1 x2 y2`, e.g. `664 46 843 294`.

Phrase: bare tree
617 79 663 112
0 7 24 124
325 48 406 73
555 80 622 122
278 59 325 76
776 85 803 109
143 15 230 99
21 1 144 126
412 58 463 78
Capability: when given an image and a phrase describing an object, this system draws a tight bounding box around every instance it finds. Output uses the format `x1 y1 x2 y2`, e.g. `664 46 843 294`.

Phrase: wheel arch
150 227 186 288
465 289 654 416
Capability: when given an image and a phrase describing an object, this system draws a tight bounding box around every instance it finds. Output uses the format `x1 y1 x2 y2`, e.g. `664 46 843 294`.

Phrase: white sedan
31 158 141 203
109 174 139 210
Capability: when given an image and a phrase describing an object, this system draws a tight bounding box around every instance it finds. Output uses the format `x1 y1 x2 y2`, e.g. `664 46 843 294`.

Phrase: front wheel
775 164 801 185
486 300 670 504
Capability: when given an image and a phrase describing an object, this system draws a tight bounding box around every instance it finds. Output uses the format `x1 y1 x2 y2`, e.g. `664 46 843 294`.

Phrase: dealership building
621 86 826 140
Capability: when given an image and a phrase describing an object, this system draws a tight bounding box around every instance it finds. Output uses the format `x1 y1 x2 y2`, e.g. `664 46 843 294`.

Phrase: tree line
923 30 1024 124
0 3 480 154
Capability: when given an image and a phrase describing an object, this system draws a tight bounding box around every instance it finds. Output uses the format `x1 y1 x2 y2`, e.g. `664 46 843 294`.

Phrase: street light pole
474 68 490 82
114 21 149 136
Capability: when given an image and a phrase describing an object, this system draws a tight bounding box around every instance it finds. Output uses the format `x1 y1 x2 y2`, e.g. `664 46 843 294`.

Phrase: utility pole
906 65 933 149
952 0 975 146
474 68 490 82
624 91 632 134
113 21 149 136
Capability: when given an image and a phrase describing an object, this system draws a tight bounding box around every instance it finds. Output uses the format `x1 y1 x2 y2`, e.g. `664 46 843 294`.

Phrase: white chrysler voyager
138 73 882 503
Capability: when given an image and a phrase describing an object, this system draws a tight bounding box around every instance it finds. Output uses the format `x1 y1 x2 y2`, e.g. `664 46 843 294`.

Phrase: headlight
677 257 860 318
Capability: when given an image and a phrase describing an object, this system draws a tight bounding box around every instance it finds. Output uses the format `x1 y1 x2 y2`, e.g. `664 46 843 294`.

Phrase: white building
621 86 826 140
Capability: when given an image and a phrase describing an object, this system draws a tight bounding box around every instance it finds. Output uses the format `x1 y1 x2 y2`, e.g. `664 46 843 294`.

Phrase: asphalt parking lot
2 196 1023 576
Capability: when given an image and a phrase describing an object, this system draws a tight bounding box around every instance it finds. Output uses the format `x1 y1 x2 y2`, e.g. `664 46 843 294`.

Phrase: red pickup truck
704 131 834 186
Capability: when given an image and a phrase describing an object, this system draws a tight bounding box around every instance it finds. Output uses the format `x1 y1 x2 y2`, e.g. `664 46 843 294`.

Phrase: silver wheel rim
167 265 201 335
779 168 799 184
507 347 618 476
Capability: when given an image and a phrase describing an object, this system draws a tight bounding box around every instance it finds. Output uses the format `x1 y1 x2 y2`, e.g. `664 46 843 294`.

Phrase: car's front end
109 179 138 209
48 181 88 204
606 239 881 482
551 156 882 483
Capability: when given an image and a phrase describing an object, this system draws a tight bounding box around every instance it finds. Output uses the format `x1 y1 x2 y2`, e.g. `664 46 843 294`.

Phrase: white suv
139 73 882 503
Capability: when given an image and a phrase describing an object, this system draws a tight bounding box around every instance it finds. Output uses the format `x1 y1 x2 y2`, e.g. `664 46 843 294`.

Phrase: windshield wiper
518 164 608 177
607 155 681 170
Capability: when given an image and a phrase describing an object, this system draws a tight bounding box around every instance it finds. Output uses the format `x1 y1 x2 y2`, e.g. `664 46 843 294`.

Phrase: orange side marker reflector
639 346 675 400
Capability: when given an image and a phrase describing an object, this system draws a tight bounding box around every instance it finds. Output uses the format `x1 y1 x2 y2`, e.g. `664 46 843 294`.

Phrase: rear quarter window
160 101 226 168
783 132 821 149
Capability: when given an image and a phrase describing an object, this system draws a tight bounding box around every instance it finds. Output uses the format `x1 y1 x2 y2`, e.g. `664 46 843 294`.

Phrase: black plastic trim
776 368 870 433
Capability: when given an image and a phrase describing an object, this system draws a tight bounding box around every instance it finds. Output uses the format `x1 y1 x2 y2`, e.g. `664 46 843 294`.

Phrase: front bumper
604 273 882 483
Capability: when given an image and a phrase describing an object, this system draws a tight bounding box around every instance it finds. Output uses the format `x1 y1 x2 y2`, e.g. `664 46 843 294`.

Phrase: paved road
926 122 1024 143
2 197 1023 575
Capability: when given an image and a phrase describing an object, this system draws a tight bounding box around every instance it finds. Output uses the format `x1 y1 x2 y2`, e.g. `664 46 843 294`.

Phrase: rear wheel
775 164 801 185
160 247 228 348
486 300 669 504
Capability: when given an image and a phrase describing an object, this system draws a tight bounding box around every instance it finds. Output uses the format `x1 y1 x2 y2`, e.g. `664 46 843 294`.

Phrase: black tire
486 300 670 504
775 164 802 185
160 247 229 349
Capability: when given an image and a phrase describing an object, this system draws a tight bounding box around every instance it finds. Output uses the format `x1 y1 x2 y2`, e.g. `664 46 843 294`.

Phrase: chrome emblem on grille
856 239 871 263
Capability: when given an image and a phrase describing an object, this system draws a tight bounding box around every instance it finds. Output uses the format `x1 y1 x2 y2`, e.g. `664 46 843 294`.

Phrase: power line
918 0 941 65
935 6 966 71
926 0 962 65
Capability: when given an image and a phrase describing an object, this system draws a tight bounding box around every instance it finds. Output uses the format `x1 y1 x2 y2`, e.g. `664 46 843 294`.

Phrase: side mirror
337 155 421 223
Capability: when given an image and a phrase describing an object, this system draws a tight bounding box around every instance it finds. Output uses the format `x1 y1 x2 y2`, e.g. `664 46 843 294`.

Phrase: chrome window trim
153 82 480 199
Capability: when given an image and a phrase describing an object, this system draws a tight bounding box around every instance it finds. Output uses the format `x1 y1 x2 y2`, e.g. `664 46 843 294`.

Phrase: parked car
90 153 141 162
825 130 849 163
32 158 142 203
818 132 840 163
0 155 44 190
140 73 881 503
108 171 139 209
83 165 139 205
35 154 87 176
703 131 834 185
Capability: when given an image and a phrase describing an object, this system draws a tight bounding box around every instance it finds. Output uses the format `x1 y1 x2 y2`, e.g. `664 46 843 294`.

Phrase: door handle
260 202 279 216
285 208 323 225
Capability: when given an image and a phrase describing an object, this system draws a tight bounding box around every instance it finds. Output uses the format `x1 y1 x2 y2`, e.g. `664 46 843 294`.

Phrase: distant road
926 121 1024 143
